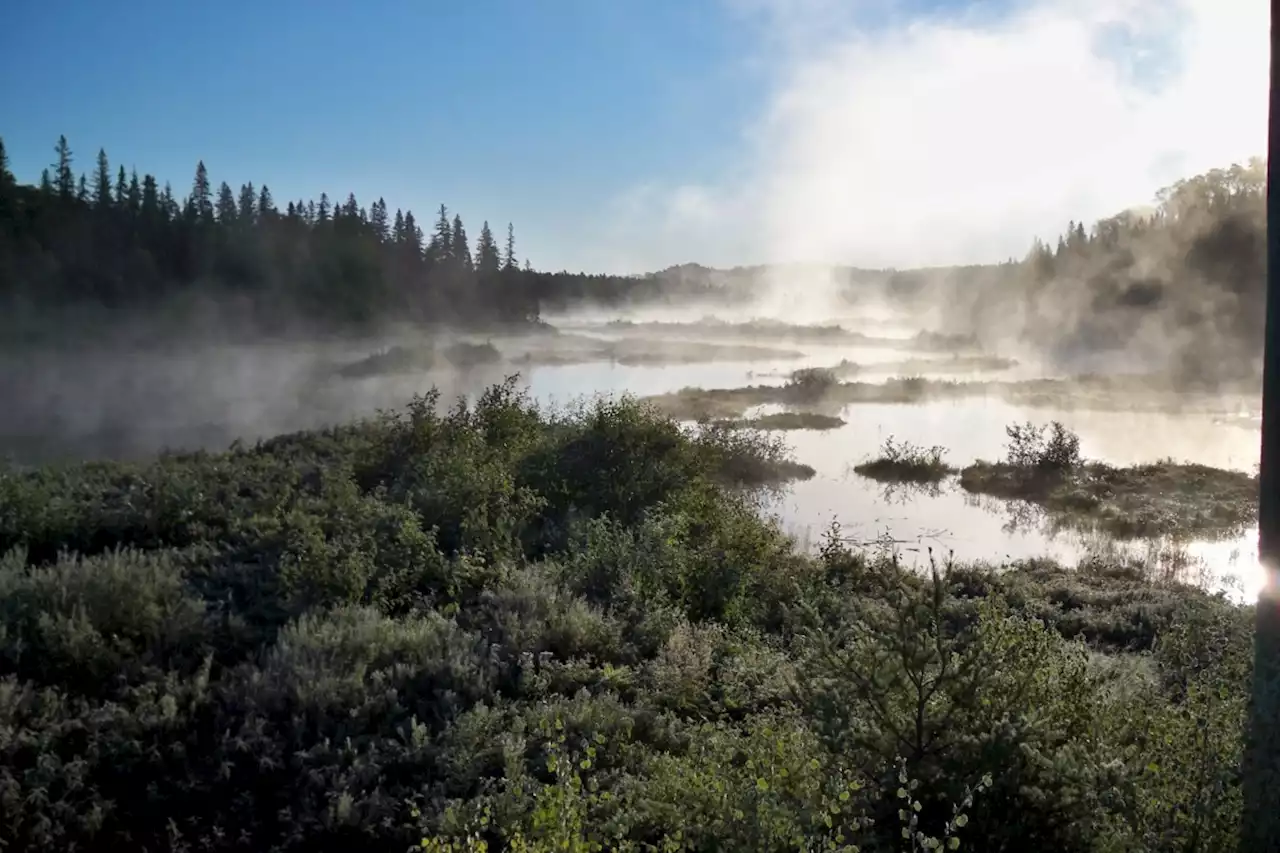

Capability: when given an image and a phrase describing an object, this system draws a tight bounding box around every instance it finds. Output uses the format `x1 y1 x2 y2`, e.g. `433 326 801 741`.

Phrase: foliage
1003 421 1082 471
0 380 1254 851
853 437 956 484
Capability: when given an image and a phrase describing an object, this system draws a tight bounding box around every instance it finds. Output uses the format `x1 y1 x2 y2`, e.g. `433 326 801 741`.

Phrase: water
1 324 1265 601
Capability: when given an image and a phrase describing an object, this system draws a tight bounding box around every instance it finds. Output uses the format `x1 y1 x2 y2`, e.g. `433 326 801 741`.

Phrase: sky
0 0 1267 275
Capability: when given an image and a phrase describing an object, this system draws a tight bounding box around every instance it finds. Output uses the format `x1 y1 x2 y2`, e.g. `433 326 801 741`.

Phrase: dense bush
0 381 1252 852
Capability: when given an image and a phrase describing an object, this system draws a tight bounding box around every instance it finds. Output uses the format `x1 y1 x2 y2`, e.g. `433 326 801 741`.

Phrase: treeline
0 134 546 338
884 160 1267 383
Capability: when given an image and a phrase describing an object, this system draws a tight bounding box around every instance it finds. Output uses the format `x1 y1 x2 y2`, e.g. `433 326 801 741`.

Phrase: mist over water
2 299 1264 603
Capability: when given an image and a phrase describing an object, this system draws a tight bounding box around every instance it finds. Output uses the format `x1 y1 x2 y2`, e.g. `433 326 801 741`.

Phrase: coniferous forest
0 134 743 346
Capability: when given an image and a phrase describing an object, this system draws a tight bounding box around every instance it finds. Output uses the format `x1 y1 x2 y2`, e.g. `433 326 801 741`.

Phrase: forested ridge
882 160 1267 383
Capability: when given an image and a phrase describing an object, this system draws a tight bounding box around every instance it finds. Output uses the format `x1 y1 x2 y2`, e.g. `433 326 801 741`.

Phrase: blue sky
0 0 1261 273
1 0 773 270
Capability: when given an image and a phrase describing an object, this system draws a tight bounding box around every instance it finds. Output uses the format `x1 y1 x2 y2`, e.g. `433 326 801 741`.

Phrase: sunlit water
0 325 1265 602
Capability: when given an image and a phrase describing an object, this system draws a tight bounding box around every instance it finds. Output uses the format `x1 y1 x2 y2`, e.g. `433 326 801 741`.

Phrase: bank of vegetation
0 380 1252 852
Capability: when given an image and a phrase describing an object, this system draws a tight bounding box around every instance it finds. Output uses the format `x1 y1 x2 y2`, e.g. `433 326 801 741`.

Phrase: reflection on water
757 402 1262 602
0 324 1266 602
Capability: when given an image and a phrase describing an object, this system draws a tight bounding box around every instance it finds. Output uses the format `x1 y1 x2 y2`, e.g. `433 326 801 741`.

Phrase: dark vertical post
1241 0 1280 849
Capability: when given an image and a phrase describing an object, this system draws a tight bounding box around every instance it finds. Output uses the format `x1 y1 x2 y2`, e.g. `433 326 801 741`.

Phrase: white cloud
587 0 1266 273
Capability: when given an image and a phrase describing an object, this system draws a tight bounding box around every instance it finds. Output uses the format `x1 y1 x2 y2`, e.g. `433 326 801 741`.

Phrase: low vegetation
641 373 1257 422
827 354 1019 378
336 341 503 379
854 436 958 483
958 421 1257 539
512 337 806 368
718 411 846 431
0 379 1254 852
600 319 982 352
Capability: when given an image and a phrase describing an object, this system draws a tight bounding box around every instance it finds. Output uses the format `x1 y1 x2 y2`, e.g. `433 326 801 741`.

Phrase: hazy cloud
589 0 1265 273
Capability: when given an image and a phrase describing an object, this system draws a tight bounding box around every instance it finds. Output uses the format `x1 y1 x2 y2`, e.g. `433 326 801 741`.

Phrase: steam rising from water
599 0 1264 289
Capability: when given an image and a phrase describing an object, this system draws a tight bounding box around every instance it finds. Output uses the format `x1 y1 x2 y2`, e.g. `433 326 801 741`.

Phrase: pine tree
39 168 53 196
93 148 112 208
0 137 12 190
476 221 501 275
191 161 213 222
215 181 237 223
161 181 178 220
393 208 406 244
503 222 517 271
403 211 422 256
141 174 159 217
317 192 330 222
371 198 389 242
431 204 452 261
127 170 142 213
451 214 472 272
77 173 88 203
115 165 128 208
53 135 74 200
238 182 256 222
344 193 358 218
258 184 275 218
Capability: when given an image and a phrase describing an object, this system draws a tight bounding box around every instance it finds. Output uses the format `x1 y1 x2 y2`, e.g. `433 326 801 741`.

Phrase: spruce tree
216 181 237 223
258 184 275 218
238 183 256 222
451 214 472 272
161 181 178 220
191 161 213 222
476 221 501 275
76 174 88 203
0 137 11 190
115 165 128 208
393 208 406 244
53 135 74 200
371 198 389 242
127 170 142 213
431 204 452 261
39 168 53 196
93 148 112 208
141 174 159 217
403 211 422 256
503 222 517 271
317 192 330 222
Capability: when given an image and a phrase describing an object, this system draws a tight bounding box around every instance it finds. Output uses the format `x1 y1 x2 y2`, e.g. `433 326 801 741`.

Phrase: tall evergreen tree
161 181 177 220
431 204 452 262
371 198 389 242
39 168 53 196
503 222 517 271
190 161 213 222
115 165 128 208
451 214 472 272
53 135 74 201
317 192 330 223
0 137 12 190
238 183 257 223
403 211 422 257
216 182 238 223
257 184 275 218
141 174 159 217
127 170 142 214
76 174 89 204
94 148 112 208
393 208 406 244
476 221 501 275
